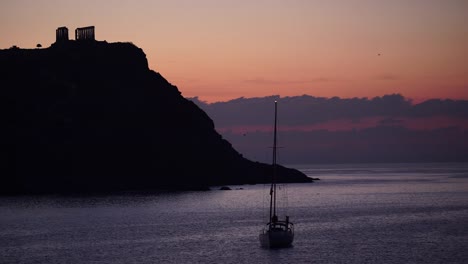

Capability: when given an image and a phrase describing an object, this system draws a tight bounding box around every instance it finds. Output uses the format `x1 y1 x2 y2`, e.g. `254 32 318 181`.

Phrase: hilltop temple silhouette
56 26 95 43
56 27 69 42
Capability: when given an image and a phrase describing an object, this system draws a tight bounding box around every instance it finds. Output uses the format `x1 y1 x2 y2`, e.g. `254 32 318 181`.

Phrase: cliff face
0 41 311 194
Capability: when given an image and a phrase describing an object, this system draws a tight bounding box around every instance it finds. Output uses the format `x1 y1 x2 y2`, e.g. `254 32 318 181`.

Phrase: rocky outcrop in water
0 41 311 194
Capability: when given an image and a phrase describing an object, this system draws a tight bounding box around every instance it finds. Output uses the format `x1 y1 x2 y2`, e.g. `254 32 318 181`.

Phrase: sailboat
259 100 294 248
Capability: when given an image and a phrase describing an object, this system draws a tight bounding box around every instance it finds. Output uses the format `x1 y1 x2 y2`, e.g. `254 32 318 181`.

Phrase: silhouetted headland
0 27 311 195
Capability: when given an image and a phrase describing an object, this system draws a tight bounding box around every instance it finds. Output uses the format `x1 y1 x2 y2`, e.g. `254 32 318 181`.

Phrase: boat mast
269 101 278 222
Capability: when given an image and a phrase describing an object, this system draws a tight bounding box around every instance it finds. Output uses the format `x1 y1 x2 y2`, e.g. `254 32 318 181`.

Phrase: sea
1 163 468 264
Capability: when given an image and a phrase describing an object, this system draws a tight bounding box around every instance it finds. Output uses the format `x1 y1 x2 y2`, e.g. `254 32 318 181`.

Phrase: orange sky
1 0 467 102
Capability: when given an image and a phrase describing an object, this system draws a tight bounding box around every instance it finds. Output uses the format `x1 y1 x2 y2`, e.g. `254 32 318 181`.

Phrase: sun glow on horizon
1 0 467 103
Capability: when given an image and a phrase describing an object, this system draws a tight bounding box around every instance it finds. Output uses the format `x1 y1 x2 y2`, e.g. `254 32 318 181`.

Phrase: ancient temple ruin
56 27 69 42
54 26 96 44
75 26 95 41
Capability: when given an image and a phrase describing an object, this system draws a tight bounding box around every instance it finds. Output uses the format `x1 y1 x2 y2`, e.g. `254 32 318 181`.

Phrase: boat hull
259 229 294 248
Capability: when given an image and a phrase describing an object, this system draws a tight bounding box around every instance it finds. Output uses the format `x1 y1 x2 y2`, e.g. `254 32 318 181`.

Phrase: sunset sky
1 0 467 102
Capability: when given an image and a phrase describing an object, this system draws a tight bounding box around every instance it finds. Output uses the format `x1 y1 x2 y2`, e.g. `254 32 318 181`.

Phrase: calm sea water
1 163 468 264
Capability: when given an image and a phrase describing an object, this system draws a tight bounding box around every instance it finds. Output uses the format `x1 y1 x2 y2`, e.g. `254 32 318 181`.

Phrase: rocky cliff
0 41 311 194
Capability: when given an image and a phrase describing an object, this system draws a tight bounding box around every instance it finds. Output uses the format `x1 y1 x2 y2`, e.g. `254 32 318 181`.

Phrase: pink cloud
217 116 468 134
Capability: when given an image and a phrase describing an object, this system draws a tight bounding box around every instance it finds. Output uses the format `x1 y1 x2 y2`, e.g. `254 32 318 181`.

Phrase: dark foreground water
1 163 468 263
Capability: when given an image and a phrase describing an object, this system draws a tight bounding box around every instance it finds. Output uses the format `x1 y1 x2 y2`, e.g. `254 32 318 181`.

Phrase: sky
1 0 467 102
